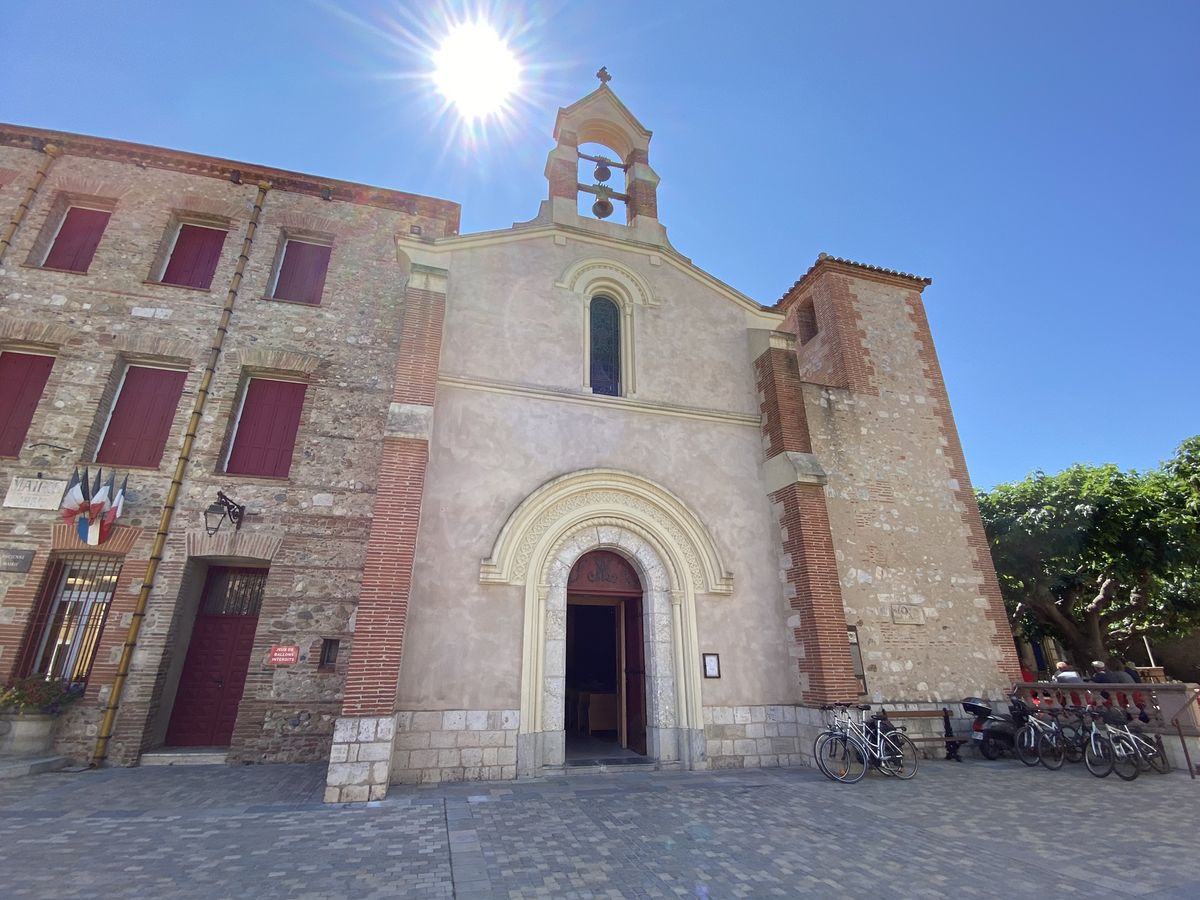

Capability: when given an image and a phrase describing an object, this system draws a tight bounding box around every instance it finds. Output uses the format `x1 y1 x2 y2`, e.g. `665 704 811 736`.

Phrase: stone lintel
409 263 448 293
762 451 828 494
385 402 433 440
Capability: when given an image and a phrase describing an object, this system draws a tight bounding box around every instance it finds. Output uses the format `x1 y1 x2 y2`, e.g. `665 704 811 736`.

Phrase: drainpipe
90 180 272 767
0 141 60 265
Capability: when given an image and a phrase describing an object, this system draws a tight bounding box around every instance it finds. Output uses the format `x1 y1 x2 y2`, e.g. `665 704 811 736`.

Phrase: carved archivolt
556 257 660 308
480 469 732 595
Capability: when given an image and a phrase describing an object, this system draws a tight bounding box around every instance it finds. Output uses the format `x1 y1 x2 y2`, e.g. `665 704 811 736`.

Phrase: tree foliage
977 436 1200 665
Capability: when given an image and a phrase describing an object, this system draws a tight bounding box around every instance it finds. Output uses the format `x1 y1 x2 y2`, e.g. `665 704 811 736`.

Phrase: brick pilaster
328 279 445 801
754 342 860 704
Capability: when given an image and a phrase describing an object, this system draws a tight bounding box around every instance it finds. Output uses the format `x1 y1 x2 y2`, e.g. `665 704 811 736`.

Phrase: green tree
978 437 1200 666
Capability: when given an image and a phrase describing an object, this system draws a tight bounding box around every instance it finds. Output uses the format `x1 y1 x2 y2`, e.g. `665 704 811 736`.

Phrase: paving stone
0 760 1197 897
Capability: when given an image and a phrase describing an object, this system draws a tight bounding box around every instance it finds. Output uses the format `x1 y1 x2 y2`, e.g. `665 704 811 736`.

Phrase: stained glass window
590 296 621 396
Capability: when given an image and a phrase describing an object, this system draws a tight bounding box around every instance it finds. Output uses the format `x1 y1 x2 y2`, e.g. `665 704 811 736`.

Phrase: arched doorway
478 468 734 774
565 550 646 762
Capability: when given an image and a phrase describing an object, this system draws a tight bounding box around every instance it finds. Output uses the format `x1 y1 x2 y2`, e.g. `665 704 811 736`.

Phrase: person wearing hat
1091 660 1134 684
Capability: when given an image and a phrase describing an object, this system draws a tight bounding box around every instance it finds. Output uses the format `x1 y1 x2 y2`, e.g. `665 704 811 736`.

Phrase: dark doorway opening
565 550 647 764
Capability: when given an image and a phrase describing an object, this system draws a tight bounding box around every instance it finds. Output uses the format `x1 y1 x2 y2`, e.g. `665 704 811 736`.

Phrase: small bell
592 197 614 219
593 161 612 183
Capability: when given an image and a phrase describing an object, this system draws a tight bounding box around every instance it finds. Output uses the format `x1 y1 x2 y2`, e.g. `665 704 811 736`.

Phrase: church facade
0 83 1019 803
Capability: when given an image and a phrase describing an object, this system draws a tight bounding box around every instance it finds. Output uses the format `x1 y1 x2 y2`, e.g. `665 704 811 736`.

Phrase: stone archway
478 469 733 775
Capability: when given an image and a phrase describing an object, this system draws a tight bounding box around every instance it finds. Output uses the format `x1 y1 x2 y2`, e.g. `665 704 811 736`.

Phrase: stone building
0 82 1020 802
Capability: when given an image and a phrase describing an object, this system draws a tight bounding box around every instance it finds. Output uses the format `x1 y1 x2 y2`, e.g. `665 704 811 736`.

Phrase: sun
432 21 521 120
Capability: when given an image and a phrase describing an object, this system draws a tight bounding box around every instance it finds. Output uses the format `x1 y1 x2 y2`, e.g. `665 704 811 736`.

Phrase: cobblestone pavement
1 758 1197 898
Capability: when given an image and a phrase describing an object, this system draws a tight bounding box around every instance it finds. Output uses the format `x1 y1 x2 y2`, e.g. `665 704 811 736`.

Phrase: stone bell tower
537 68 670 247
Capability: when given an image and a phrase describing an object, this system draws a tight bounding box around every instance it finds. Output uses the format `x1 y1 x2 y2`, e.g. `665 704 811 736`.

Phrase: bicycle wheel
1014 724 1040 767
1084 734 1114 777
813 732 835 779
1109 733 1140 781
1037 731 1065 770
1060 725 1084 764
816 734 867 784
1144 734 1171 774
879 731 919 779
813 731 847 781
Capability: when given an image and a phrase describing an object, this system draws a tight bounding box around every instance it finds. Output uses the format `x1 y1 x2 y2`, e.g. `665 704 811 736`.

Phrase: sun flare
432 21 520 120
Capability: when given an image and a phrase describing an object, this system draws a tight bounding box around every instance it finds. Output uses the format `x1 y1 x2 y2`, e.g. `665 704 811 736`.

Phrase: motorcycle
962 695 1033 760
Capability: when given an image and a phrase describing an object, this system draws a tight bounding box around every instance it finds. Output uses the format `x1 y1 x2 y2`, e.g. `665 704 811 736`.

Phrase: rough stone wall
0 135 456 765
795 268 1019 702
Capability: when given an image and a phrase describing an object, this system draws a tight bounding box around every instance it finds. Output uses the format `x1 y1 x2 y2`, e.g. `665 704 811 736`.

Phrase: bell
592 197 614 219
593 162 612 183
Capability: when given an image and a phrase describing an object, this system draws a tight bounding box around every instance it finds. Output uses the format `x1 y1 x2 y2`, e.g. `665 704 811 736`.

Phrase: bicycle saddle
856 704 873 711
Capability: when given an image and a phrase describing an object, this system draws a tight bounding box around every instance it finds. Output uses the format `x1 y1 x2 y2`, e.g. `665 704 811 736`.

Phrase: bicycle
1108 716 1170 774
1031 708 1086 770
1081 709 1139 781
814 703 918 783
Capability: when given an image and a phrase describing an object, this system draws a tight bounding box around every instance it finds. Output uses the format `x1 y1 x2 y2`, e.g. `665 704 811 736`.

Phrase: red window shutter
272 240 331 305
0 352 55 456
43 207 111 273
161 224 227 289
96 367 187 468
226 379 307 477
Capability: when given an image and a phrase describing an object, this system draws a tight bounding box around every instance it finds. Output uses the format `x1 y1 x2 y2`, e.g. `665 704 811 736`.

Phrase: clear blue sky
3 1 1196 489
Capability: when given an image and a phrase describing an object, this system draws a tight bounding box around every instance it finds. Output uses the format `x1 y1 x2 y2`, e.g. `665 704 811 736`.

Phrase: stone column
325 264 447 803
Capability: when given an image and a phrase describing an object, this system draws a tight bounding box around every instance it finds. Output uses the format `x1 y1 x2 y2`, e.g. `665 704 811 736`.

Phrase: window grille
201 567 267 616
590 296 621 396
26 553 123 683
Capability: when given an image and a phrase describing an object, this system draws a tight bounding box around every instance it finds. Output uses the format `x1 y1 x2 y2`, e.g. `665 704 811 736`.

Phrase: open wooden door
623 596 647 755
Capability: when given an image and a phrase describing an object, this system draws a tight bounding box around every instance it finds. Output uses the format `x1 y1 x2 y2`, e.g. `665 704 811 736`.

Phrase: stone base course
325 714 396 803
391 708 520 785
702 704 811 769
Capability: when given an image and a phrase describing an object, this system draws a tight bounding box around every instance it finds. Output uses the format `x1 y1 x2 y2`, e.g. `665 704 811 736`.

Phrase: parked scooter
962 695 1033 760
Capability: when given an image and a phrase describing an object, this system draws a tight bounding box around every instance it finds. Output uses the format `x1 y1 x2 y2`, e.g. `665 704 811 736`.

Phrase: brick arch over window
479 468 732 775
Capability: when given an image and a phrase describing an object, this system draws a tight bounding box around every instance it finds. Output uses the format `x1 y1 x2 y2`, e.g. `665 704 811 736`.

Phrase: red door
623 596 647 755
165 568 265 747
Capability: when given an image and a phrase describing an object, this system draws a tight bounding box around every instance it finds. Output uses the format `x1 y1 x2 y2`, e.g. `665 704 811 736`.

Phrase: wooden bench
879 708 971 761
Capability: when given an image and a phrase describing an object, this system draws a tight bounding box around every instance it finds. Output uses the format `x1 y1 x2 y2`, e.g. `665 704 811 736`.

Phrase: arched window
589 296 621 396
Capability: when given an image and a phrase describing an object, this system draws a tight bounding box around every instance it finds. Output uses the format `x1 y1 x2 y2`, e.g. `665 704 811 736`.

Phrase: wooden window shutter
0 352 55 457
273 240 331 305
43 207 111 273
96 366 187 468
161 224 228 289
226 379 307 477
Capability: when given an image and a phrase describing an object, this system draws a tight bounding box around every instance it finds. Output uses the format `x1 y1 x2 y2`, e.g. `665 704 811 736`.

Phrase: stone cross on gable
596 66 611 85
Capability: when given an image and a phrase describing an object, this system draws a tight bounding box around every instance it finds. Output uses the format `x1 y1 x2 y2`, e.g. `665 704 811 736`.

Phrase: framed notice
702 652 721 679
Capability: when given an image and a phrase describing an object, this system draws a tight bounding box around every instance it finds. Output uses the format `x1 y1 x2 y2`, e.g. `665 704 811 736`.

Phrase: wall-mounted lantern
204 491 246 536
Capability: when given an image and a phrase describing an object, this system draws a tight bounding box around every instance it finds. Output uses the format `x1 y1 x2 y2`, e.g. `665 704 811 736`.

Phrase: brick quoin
775 483 863 703
754 341 859 703
340 287 445 718
904 292 1022 682
754 347 812 458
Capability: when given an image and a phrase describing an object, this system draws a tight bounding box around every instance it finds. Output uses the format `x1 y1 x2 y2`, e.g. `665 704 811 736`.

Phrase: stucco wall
399 236 796 713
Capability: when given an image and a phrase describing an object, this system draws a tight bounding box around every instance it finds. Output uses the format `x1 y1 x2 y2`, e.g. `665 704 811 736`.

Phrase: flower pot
0 711 57 756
